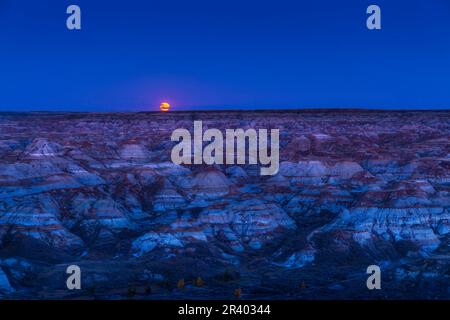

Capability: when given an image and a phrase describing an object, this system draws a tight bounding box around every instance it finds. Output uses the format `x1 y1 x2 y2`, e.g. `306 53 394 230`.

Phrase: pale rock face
285 135 311 158
69 196 134 231
167 173 195 189
0 158 103 200
436 220 450 235
136 169 157 185
415 180 436 194
119 144 148 160
205 200 295 232
131 197 296 255
277 161 298 176
310 133 334 152
0 268 14 294
91 199 134 229
153 180 186 212
0 211 84 249
265 174 290 187
280 160 365 179
192 168 230 198
364 160 418 179
131 232 185 256
224 199 295 238
297 160 329 177
296 135 311 152
226 166 248 179
198 199 295 252
0 162 63 181
279 161 327 178
278 160 367 189
0 195 84 251
276 246 316 268
322 207 449 254
0 258 33 284
0 139 20 154
330 161 365 179
24 138 63 157
146 162 192 176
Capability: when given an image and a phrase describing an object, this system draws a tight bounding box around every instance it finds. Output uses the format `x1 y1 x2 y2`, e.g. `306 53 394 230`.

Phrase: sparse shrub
195 277 204 287
177 278 185 289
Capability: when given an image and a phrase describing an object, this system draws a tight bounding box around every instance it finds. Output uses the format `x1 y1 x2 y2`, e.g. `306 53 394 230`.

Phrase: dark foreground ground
0 110 449 299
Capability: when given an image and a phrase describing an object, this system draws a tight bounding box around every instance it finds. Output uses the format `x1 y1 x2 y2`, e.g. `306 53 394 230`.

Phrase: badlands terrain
0 110 449 299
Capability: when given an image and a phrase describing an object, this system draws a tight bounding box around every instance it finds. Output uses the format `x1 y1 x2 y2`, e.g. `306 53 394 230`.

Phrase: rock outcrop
0 110 448 299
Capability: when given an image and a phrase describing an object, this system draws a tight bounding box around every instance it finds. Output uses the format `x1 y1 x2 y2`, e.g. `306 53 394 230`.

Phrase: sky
0 0 449 111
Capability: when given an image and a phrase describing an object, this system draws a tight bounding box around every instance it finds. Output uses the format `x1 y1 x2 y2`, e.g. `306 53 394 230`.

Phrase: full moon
160 102 170 112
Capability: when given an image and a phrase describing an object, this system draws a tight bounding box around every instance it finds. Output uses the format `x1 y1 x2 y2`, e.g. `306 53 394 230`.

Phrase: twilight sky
0 0 449 111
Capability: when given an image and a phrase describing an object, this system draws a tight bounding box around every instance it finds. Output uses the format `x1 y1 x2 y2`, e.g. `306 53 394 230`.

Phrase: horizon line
1 105 450 113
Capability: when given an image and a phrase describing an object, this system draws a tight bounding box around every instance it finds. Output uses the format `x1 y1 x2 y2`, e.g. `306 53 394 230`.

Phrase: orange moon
160 102 170 112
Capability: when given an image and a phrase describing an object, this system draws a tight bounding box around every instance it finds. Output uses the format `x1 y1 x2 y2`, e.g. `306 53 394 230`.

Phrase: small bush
195 277 204 287
301 281 307 289
177 279 185 290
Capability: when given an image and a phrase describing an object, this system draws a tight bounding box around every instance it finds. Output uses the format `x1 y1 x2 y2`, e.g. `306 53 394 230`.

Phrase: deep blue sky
0 0 449 111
